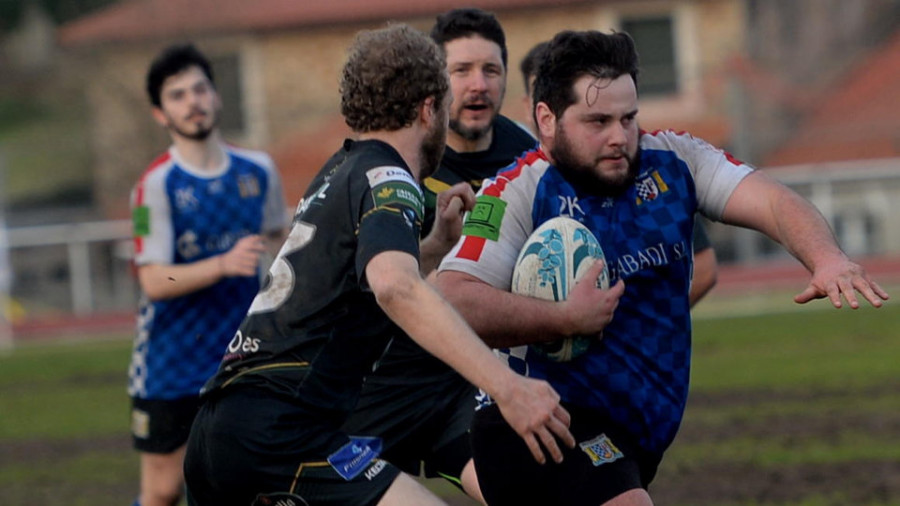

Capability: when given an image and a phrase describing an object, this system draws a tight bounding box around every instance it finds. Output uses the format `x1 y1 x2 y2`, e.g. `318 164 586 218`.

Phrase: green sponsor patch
373 182 423 219
462 195 507 241
132 205 150 236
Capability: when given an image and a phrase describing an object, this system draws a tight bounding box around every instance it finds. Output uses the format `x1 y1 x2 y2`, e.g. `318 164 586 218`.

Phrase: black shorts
184 387 401 506
341 372 476 482
471 402 661 506
131 395 201 454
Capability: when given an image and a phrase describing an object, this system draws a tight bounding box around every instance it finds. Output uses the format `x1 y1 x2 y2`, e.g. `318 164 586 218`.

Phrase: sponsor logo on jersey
176 230 201 259
579 433 624 466
133 205 150 237
207 179 224 195
558 195 585 218
298 182 330 216
327 436 383 481
608 240 689 280
364 459 387 480
225 330 261 359
238 174 261 198
373 183 424 219
366 166 415 187
635 170 670 205
461 195 507 241
174 186 199 211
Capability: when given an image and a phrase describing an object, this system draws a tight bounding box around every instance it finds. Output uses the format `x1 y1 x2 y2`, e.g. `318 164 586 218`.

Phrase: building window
622 15 678 96
209 53 245 134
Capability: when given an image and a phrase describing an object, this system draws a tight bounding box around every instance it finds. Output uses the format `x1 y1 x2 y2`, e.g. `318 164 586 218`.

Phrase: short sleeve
132 168 174 266
355 166 424 280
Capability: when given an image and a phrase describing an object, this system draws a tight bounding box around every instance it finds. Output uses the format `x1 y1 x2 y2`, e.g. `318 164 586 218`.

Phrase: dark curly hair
146 43 214 108
341 24 448 133
430 8 508 68
533 30 640 120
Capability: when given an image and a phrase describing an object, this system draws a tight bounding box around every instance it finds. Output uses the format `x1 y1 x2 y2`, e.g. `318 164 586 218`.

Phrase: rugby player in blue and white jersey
129 44 287 506
436 30 888 506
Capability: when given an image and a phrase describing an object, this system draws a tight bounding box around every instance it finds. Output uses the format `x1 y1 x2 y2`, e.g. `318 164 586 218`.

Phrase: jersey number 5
247 221 315 314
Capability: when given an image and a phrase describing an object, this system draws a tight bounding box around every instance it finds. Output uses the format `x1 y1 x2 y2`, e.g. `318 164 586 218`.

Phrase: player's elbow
372 275 418 315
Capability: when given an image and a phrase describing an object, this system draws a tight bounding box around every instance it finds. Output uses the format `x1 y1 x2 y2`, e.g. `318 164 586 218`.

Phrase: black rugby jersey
200 139 424 423
421 115 537 236
374 116 536 382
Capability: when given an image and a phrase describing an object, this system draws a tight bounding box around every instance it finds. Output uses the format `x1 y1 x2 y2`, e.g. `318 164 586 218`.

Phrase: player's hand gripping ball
511 216 609 362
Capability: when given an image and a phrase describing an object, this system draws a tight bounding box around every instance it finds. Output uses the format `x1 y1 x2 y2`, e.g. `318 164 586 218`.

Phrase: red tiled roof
59 0 595 46
764 29 900 166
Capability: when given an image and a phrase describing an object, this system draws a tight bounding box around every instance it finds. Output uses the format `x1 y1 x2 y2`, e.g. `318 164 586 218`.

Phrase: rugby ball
511 216 609 362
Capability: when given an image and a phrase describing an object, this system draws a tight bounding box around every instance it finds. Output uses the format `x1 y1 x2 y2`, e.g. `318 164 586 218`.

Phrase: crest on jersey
238 174 261 198
579 433 624 466
635 170 670 205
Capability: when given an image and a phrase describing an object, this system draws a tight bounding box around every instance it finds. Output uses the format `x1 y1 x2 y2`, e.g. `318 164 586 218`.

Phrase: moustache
460 95 495 110
185 109 208 121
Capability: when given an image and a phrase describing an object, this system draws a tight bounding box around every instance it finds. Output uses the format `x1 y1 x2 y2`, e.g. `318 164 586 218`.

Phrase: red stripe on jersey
723 151 746 167
133 151 172 254
457 236 487 261
456 148 545 261
485 147 545 197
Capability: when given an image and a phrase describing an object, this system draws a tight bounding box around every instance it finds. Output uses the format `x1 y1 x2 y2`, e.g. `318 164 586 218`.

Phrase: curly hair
341 24 448 133
533 30 640 120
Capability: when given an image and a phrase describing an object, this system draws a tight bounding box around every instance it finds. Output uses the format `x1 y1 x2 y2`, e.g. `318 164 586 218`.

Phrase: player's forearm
772 191 848 273
724 172 847 273
137 259 224 300
368 252 519 397
434 270 573 348
418 235 455 275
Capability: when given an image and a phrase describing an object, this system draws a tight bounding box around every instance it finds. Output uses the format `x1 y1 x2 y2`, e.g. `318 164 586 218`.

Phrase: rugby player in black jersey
342 9 538 501
183 23 574 506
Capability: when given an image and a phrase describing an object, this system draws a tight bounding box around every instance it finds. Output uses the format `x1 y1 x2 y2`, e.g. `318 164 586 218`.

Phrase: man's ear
535 102 556 141
420 96 436 126
151 106 169 128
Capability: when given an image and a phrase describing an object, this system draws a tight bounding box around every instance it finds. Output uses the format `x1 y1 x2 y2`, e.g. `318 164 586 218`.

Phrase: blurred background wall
0 0 898 333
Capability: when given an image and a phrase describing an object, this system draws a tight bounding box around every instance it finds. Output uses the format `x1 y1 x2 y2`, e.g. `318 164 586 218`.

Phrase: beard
448 91 501 142
419 118 447 181
168 108 219 141
449 117 493 142
550 124 638 196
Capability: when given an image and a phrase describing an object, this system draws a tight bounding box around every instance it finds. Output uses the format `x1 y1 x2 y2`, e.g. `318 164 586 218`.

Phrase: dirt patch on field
652 385 900 505
654 460 900 505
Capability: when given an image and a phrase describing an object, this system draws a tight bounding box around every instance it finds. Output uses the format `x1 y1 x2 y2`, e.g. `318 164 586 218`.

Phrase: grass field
1 295 898 505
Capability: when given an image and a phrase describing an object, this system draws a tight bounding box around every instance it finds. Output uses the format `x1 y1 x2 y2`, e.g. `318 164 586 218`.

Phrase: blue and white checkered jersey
128 145 287 400
440 130 753 456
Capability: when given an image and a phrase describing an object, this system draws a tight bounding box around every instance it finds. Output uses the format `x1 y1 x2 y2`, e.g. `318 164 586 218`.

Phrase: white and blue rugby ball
511 216 609 362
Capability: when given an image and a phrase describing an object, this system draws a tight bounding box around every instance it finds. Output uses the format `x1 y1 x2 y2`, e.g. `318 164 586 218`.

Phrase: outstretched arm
367 250 575 464
720 171 888 308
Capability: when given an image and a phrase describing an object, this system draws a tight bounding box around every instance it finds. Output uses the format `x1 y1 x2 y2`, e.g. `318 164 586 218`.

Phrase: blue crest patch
327 436 383 481
578 433 624 466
